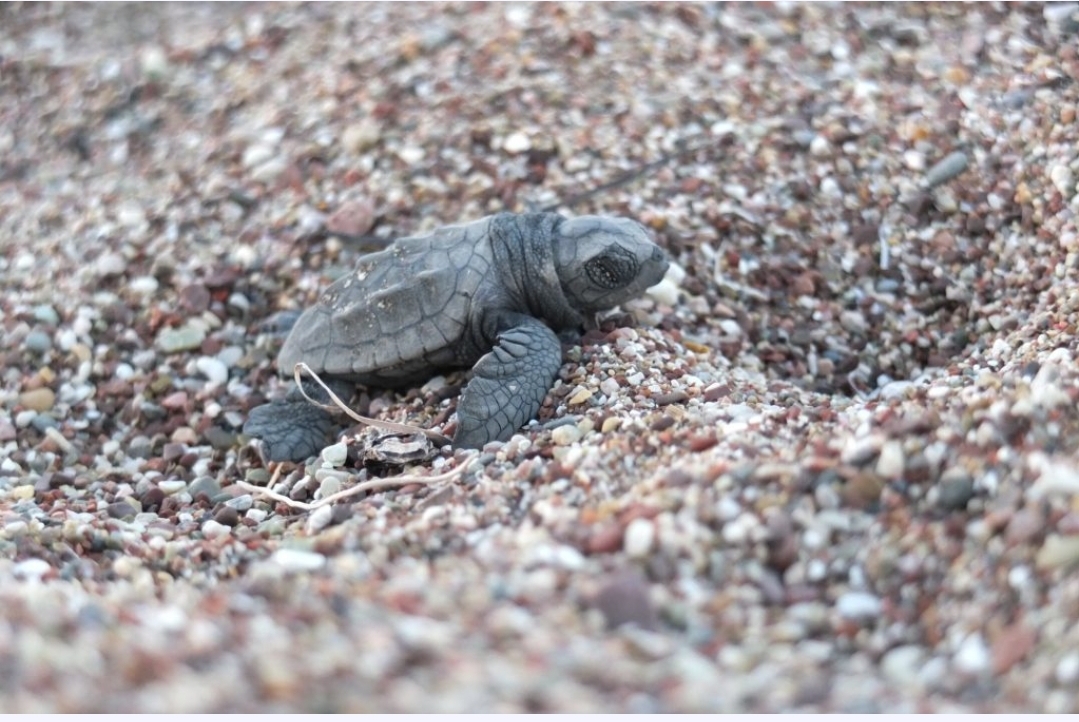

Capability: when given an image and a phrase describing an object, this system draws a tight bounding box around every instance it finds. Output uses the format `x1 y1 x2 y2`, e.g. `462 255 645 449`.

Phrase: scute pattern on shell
277 218 494 386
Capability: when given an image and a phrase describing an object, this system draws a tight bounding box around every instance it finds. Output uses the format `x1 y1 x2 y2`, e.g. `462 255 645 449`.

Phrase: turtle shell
277 217 495 387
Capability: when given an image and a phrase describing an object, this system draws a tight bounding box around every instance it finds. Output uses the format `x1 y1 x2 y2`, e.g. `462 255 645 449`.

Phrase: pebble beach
2 2 1079 712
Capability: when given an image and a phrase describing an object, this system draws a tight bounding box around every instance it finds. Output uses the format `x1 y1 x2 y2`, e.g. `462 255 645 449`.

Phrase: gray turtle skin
244 211 669 461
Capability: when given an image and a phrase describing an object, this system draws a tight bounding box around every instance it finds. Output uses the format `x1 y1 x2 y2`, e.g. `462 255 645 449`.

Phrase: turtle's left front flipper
453 313 563 449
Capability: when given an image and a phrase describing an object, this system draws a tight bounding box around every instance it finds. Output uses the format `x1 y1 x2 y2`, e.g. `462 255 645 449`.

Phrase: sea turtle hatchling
243 211 670 462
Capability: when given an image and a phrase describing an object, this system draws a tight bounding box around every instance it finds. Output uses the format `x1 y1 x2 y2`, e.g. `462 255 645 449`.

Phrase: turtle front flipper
243 377 355 462
453 314 563 449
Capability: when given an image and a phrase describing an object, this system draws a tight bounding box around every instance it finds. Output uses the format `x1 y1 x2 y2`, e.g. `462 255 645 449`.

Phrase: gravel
2 2 1079 713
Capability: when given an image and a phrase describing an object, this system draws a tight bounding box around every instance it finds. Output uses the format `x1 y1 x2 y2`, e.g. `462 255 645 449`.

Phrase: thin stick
292 362 452 446
236 464 468 512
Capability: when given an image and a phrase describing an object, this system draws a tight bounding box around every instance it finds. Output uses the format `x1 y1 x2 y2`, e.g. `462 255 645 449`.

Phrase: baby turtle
244 211 669 461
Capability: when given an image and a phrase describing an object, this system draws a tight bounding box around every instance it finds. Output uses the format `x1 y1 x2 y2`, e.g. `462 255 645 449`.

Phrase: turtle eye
585 247 638 289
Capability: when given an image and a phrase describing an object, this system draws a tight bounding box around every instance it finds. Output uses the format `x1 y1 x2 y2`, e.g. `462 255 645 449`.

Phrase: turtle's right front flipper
453 313 563 449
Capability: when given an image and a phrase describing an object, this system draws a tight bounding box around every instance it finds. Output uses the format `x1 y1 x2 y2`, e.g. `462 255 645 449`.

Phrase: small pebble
19 388 55 412
326 199 376 237
1056 652 1079 685
195 356 229 386
646 278 681 307
224 494 254 512
242 143 276 169
835 591 882 621
342 120 381 153
1037 535 1079 570
128 276 159 296
270 548 327 572
188 476 222 499
32 304 60 326
601 417 621 433
13 558 52 581
881 645 926 686
321 442 348 467
213 505 240 527
936 473 975 511
593 572 656 630
923 151 969 189
305 504 335 534
397 145 425 164
875 441 905 479
246 508 268 524
503 131 531 154
201 519 232 539
623 518 656 559
23 330 53 354
156 324 207 354
551 424 582 446
954 633 991 675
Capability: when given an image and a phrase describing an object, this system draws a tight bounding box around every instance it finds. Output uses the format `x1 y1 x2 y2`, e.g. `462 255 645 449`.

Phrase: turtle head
554 215 670 313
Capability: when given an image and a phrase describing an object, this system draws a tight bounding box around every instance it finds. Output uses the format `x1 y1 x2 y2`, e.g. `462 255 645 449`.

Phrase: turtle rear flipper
244 376 356 462
453 314 563 449
244 399 338 462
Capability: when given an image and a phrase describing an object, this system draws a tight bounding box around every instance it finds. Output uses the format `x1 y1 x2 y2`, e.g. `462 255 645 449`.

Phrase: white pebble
159 480 187 496
809 135 831 157
270 548 327 572
250 158 287 184
321 442 348 467
1056 652 1079 685
721 513 760 545
718 319 742 337
841 435 882 465
317 476 342 500
875 440 905 479
128 275 159 296
646 277 680 307
398 145 426 164
716 495 741 521
1049 164 1075 198
806 559 827 583
503 131 532 154
342 120 381 153
13 558 52 581
305 504 334 534
245 508 268 523
201 519 232 540
1027 461 1079 500
140 45 169 78
881 645 925 686
550 424 582 446
56 328 77 352
195 356 229 386
600 377 621 397
835 591 882 620
953 633 991 675
878 380 915 400
242 143 275 168
820 176 842 198
116 201 147 229
903 150 926 171
623 518 656 559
